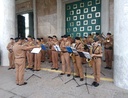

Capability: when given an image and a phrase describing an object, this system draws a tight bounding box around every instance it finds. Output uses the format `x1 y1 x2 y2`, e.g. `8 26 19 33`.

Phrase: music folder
66 46 78 54
31 48 41 53
78 51 91 59
66 46 73 53
41 44 47 50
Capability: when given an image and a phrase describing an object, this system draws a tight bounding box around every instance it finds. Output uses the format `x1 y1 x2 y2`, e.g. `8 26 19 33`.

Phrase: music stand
52 74 63 81
64 47 80 86
52 45 63 81
26 70 41 81
77 51 92 94
26 48 42 81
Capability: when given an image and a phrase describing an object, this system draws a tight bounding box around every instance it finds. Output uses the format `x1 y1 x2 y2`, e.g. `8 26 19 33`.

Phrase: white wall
0 0 15 66
101 0 110 35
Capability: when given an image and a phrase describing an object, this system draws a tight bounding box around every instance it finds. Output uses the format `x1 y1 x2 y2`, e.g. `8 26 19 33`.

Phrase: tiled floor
0 60 128 98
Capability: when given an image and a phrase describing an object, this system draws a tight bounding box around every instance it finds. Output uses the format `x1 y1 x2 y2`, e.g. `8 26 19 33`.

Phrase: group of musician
7 32 113 87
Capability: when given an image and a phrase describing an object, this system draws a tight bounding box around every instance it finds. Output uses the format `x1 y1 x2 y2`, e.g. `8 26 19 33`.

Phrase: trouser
74 56 84 78
82 58 86 64
92 58 101 83
41 50 45 61
61 52 71 74
34 52 42 70
52 51 58 68
8 52 15 68
27 51 33 68
15 58 25 85
105 49 112 67
48 50 52 62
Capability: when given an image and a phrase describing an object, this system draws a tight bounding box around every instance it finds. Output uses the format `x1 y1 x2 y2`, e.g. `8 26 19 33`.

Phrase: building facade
0 0 128 90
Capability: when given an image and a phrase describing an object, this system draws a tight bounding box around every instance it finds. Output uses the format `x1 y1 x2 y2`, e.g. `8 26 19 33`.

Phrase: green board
66 0 101 38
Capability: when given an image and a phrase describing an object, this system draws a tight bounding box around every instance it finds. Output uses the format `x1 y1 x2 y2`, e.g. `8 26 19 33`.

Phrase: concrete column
101 0 109 35
0 0 15 66
109 0 114 34
57 0 63 39
33 0 37 39
114 0 128 90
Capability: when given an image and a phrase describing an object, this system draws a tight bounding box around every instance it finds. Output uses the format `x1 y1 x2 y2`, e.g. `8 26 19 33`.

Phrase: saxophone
70 43 76 63
86 45 93 67
70 53 76 63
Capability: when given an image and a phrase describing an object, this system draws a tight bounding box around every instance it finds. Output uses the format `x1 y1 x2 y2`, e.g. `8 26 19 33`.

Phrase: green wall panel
66 0 101 38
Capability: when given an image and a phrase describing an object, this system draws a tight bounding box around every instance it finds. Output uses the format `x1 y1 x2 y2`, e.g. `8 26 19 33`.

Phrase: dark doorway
17 15 25 38
17 12 34 38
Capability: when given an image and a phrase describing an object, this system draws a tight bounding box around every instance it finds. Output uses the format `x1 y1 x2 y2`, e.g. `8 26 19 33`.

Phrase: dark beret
63 35 68 38
107 33 111 35
75 37 80 40
93 38 99 42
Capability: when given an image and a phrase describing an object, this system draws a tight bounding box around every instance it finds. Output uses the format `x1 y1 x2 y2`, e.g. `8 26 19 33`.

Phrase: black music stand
64 47 80 86
52 45 63 81
26 48 42 81
77 51 92 94
26 70 41 81
52 74 63 81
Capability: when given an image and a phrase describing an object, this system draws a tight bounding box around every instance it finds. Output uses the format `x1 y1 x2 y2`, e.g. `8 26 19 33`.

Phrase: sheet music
83 52 91 59
53 45 61 51
31 48 41 53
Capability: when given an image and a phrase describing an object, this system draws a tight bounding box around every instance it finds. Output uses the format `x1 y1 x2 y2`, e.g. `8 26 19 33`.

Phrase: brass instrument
70 53 76 63
79 38 94 67
91 33 96 39
86 58 93 67
100 33 106 40
86 45 93 67
81 38 92 66
80 37 85 45
106 38 110 43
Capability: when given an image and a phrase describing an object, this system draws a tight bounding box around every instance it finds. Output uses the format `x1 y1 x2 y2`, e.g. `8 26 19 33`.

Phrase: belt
105 47 113 50
27 51 31 53
15 57 25 59
92 57 101 59
62 51 68 53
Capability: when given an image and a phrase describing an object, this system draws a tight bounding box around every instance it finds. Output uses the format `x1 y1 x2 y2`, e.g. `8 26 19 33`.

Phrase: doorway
17 12 34 38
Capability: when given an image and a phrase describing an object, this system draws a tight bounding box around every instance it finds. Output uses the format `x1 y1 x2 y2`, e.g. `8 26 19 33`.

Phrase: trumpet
106 38 110 43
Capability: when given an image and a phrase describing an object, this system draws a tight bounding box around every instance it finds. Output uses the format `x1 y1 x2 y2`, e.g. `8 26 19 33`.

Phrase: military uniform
74 37 84 81
47 37 53 63
60 36 71 76
51 39 59 70
13 38 35 85
104 36 113 69
26 41 34 69
7 40 15 69
34 40 42 71
41 38 46 62
91 42 103 87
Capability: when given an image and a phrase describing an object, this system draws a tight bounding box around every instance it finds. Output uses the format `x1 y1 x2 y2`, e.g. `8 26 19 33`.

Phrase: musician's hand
91 54 96 57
